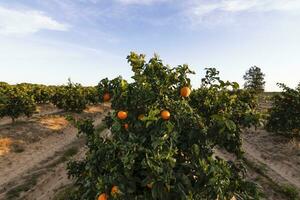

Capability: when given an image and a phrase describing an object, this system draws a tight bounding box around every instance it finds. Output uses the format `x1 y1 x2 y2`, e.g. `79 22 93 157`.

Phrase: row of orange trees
0 80 98 122
266 83 300 138
67 52 262 200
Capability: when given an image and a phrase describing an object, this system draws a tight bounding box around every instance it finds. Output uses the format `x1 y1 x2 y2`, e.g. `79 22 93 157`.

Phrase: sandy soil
22 146 87 200
215 127 300 199
242 129 300 190
214 148 288 200
0 104 110 200
0 104 62 126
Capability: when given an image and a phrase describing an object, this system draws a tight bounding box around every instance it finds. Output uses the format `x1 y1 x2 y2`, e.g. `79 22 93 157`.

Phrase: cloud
187 0 300 21
116 0 169 5
0 6 69 36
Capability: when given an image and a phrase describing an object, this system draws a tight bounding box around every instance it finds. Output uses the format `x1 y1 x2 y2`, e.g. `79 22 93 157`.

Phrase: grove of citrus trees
67 52 262 200
1 52 299 199
0 84 36 122
0 80 99 122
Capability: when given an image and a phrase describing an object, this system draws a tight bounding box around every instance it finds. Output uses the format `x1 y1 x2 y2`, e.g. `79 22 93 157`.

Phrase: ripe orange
124 123 129 130
180 86 191 97
111 186 120 195
98 193 108 200
103 93 111 102
117 111 128 120
138 114 145 120
161 110 170 120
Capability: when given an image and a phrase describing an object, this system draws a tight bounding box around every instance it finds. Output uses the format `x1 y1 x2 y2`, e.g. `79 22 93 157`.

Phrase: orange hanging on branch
180 86 191 97
161 110 170 120
98 193 108 200
117 111 128 120
124 123 129 130
103 92 111 102
111 185 120 196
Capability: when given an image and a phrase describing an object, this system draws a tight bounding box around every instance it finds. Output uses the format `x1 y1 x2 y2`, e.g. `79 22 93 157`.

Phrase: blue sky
0 0 299 91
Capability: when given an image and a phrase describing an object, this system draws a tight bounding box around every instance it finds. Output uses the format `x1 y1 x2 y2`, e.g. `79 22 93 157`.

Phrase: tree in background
51 79 88 112
243 66 265 93
266 83 300 138
0 85 36 122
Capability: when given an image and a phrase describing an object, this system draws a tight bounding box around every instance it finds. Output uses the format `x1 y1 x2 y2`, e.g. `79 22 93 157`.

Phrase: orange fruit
103 93 111 102
117 111 128 120
138 114 145 120
124 123 129 130
111 186 120 195
180 87 191 97
161 110 170 120
98 193 108 200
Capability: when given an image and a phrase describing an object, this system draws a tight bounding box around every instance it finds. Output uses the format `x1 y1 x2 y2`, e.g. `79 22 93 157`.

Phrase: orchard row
0 80 98 122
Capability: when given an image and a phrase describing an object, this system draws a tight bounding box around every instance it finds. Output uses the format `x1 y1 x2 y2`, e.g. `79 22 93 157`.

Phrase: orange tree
266 83 300 138
0 85 36 122
51 79 88 112
30 84 55 104
84 86 99 105
67 53 261 200
190 68 261 156
11 83 54 104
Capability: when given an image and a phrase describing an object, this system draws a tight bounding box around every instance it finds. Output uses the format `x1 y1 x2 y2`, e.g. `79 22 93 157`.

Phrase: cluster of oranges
98 186 120 200
103 87 191 127
98 87 191 198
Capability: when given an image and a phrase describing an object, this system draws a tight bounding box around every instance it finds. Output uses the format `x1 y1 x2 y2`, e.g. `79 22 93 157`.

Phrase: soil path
0 113 106 200
23 147 87 200
242 138 300 190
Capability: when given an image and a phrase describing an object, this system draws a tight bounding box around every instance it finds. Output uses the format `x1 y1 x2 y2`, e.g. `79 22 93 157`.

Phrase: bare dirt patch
0 104 110 200
242 128 300 190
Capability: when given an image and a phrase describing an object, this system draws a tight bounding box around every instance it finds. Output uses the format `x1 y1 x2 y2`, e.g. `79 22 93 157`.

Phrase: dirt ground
242 129 300 190
0 103 110 200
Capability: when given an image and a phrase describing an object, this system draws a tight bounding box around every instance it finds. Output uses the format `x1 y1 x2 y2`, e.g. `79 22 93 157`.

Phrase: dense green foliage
15 83 55 104
266 83 300 137
84 86 99 105
67 53 261 200
243 66 265 93
190 68 261 156
0 80 99 121
31 84 55 104
0 85 36 122
52 79 88 112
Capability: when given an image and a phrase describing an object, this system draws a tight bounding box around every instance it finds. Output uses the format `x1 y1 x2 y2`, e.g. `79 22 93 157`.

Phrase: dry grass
84 105 104 114
39 116 69 131
0 137 25 156
0 137 13 156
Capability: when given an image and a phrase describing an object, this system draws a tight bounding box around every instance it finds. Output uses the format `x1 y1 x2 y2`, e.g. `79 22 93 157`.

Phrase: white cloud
188 0 300 18
116 0 169 5
0 6 69 36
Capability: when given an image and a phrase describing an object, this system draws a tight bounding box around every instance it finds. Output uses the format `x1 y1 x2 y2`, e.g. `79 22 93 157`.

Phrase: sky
0 0 300 91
